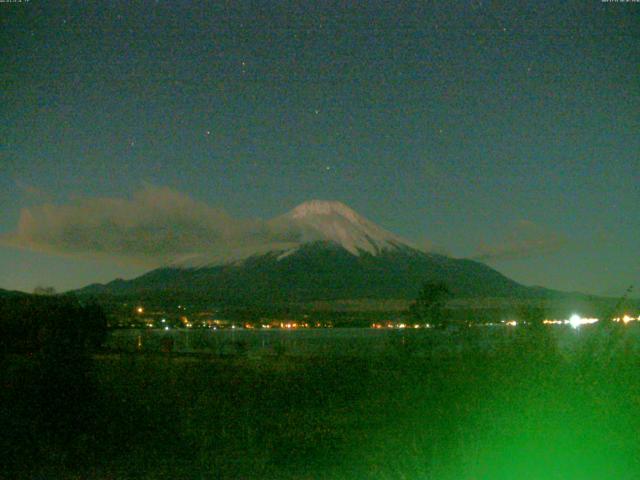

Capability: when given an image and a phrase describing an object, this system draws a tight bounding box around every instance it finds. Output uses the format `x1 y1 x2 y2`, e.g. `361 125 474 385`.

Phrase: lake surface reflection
106 324 640 357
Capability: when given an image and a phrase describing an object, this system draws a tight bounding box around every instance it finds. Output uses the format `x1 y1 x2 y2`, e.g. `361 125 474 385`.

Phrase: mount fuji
76 200 544 304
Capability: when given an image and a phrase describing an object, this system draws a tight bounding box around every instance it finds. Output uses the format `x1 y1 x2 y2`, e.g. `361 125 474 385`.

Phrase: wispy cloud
15 180 52 202
0 184 300 267
473 220 567 262
415 238 451 257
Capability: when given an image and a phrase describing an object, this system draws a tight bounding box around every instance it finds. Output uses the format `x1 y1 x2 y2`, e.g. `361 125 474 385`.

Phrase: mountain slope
0 288 28 298
78 242 543 304
76 200 558 304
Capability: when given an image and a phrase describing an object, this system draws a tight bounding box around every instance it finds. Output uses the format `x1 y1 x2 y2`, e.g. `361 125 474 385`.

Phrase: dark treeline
0 294 107 354
0 294 108 477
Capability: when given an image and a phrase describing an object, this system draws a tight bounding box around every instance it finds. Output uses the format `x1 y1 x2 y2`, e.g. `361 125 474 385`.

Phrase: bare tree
33 286 57 296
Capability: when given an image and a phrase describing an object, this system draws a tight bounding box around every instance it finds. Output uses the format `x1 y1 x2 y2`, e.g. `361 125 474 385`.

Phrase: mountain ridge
74 200 570 305
77 240 547 303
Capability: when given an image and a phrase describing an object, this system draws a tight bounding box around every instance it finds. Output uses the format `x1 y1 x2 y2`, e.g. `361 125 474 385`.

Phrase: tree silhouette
33 286 57 296
517 304 546 327
408 281 451 327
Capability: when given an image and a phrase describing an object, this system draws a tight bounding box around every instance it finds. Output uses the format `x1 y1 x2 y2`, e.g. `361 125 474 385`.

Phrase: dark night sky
1 0 638 295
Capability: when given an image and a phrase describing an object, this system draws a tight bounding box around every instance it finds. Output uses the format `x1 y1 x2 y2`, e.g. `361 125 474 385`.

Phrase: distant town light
506 320 517 327
569 314 598 329
136 307 144 314
612 314 639 324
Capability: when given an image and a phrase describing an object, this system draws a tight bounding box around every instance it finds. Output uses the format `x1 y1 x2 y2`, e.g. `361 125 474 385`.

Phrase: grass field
2 324 640 479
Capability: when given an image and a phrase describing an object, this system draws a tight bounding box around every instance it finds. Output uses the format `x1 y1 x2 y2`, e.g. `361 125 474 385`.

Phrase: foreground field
2 324 640 479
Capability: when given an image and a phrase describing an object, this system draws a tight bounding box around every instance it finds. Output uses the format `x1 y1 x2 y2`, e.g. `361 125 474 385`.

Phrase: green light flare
346 329 640 480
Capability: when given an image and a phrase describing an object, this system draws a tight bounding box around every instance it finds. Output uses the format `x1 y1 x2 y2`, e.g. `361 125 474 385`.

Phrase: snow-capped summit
277 200 409 255
289 200 369 222
170 200 414 268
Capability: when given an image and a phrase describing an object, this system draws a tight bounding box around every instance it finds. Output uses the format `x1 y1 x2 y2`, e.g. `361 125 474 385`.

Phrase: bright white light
569 314 581 329
569 314 598 329
506 320 517 327
164 326 169 331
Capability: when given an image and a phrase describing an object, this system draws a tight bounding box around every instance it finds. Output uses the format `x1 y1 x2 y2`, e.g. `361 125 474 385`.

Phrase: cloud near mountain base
0 184 300 267
473 220 567 262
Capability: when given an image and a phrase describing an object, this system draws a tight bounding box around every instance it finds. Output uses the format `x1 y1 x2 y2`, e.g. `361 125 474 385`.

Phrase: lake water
106 324 640 357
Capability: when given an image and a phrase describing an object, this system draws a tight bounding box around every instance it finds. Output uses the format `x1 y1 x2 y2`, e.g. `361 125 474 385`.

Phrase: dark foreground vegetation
1 295 640 479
